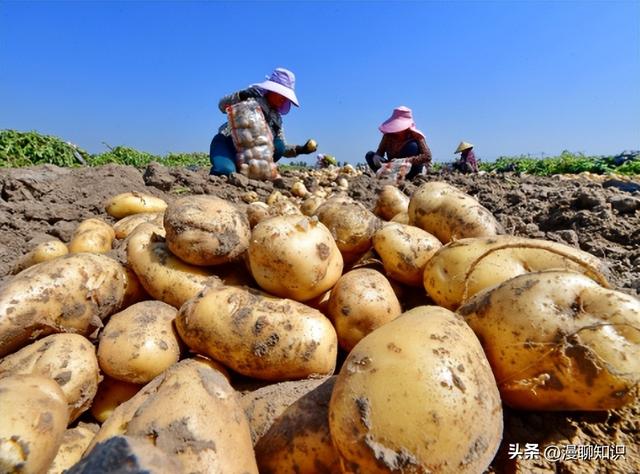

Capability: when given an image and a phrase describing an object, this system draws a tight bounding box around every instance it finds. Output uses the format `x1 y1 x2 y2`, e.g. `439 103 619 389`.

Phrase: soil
0 163 638 473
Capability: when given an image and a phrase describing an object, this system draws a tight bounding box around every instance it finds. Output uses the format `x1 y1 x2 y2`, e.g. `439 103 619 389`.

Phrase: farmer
209 67 317 175
453 141 479 173
365 106 432 179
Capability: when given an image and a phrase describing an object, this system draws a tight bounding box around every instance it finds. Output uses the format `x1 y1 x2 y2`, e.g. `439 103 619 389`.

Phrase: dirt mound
0 163 638 472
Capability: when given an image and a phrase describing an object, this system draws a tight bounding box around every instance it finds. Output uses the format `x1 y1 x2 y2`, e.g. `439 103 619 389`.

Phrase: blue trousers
209 133 286 176
365 140 424 179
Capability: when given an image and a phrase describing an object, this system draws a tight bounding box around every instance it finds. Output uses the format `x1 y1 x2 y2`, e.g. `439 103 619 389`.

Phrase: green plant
0 130 90 167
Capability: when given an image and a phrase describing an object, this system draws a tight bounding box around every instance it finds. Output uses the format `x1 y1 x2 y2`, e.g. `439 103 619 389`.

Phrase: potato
255 377 340 474
48 423 98 474
176 285 337 381
0 334 100 422
0 374 68 474
126 223 221 308
241 377 327 444
300 195 325 216
120 265 149 308
328 269 402 351
373 223 442 286
408 181 501 243
87 358 258 473
97 301 181 384
390 210 409 224
316 198 381 263
423 235 609 310
329 306 503 474
67 218 115 254
268 198 302 217
460 271 640 411
164 195 251 266
374 185 409 220
113 212 164 239
291 181 309 197
105 192 167 219
248 215 343 301
11 239 68 274
0 253 126 357
246 201 270 228
90 375 141 423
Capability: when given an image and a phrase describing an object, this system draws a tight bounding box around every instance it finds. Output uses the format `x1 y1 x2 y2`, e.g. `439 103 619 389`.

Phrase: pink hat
379 106 425 138
252 67 299 107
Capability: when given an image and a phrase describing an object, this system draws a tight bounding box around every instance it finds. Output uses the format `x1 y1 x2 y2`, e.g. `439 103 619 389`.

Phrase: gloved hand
295 139 317 155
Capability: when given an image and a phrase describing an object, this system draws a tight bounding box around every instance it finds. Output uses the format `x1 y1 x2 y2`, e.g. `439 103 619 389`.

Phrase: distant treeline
1 130 638 176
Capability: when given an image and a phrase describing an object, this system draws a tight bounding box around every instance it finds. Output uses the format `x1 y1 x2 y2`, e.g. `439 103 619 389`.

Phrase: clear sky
1 1 639 165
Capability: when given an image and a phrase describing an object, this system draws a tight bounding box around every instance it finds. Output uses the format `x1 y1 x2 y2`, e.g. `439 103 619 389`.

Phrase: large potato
373 223 442 286
329 306 503 474
241 377 328 444
164 195 251 266
316 198 381 263
176 285 337 381
460 271 640 411
248 215 343 301
48 423 98 474
113 212 164 239
11 239 68 274
0 334 100 422
374 185 409 221
0 253 126 357
0 374 68 474
90 375 141 423
408 181 500 243
328 269 402 351
87 358 258 473
105 192 167 219
423 235 609 310
97 301 181 384
255 377 340 474
126 223 221 308
68 218 115 254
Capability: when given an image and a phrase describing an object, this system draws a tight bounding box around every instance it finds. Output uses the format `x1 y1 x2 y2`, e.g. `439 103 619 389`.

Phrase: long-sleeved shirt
375 131 432 166
461 149 478 172
217 87 297 157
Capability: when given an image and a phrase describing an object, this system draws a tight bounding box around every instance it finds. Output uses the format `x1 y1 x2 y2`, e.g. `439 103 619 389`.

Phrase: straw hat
379 106 425 139
252 68 299 107
455 141 474 153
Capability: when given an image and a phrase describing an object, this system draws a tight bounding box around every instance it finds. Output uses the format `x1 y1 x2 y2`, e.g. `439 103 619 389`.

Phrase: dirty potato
113 212 164 239
248 215 343 301
329 306 503 474
176 285 337 381
68 218 115 254
11 239 68 274
373 223 442 286
328 269 402 351
408 181 500 243
374 185 410 221
163 195 251 266
48 423 98 474
105 192 167 219
97 301 181 384
90 375 142 423
246 201 270 228
0 253 126 357
0 334 100 422
460 271 640 411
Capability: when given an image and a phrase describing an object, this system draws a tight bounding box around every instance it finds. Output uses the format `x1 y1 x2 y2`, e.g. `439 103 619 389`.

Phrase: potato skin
126 223 221 308
329 306 503 474
248 215 343 302
176 285 337 381
164 195 251 266
255 377 340 474
0 374 68 474
408 181 500 243
105 192 167 219
48 423 98 474
98 301 181 384
90 375 141 423
68 218 115 254
11 240 68 274
0 334 100 422
113 212 164 239
423 235 609 310
460 271 640 411
328 269 402 351
88 358 258 474
373 223 442 286
374 185 409 221
0 253 126 357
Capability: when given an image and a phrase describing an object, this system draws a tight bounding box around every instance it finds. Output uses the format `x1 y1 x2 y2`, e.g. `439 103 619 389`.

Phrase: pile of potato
0 181 638 473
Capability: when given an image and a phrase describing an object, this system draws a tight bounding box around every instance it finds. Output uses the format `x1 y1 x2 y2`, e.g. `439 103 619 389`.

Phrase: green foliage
0 130 90 167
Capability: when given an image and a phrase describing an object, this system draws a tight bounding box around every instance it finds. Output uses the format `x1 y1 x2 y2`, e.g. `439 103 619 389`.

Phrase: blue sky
1 1 639 165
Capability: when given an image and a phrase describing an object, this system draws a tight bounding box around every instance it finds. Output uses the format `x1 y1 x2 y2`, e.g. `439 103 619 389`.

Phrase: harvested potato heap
0 181 639 473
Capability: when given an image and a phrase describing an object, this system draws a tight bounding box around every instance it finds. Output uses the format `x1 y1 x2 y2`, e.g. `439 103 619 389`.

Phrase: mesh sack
376 158 412 183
